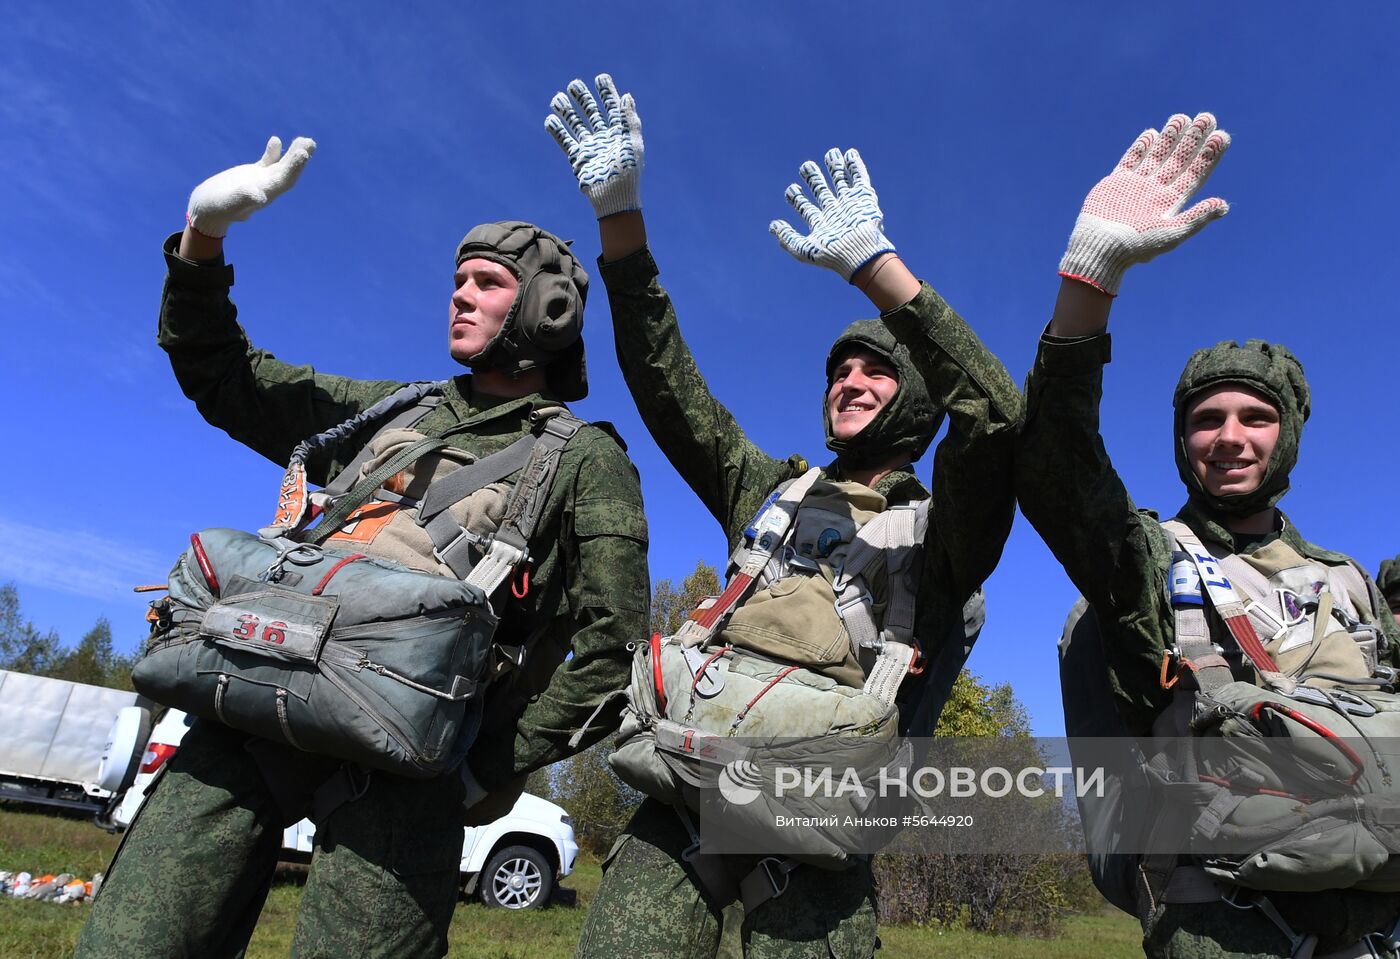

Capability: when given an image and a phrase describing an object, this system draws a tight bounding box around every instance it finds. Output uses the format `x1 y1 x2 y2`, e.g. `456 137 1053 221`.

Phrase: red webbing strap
689 573 754 630
1219 613 1282 676
1164 521 1282 677
650 633 667 714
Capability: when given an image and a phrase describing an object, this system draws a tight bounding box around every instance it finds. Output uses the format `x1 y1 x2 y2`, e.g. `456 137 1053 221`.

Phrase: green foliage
551 742 641 857
935 671 1031 739
877 671 1090 936
648 560 720 637
0 584 133 690
0 584 62 677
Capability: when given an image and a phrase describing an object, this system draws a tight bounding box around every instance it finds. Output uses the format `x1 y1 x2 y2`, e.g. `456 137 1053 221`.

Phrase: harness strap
417 410 583 583
834 501 926 641
738 857 800 913
1163 521 1292 691
319 389 446 500
304 436 449 545
675 468 822 649
264 382 444 536
672 800 799 916
863 640 917 710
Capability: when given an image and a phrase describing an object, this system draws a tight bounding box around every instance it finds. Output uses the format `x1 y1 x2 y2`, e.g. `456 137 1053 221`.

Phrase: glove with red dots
1059 112 1230 295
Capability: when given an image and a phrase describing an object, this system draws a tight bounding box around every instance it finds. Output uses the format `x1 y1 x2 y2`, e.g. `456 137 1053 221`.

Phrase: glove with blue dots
770 148 894 283
546 73 644 219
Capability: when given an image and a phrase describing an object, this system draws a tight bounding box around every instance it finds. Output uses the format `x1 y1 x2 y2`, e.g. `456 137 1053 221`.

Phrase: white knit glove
545 73 644 219
186 136 317 239
770 148 894 283
1059 113 1230 295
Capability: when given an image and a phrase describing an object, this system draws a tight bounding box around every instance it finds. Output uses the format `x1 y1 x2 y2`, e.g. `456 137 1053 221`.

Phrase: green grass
0 804 1143 958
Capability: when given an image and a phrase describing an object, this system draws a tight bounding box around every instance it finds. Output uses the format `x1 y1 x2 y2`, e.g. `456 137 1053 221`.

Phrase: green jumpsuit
1018 330 1400 959
575 247 1022 958
74 234 650 959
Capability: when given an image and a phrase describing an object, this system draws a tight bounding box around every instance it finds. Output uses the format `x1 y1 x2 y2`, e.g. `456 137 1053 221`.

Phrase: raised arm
546 75 798 543
160 137 402 477
1018 113 1231 729
770 147 1024 596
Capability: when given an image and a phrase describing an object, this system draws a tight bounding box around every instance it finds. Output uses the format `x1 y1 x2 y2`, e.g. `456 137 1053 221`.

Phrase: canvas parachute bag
1062 519 1400 929
606 469 944 912
132 381 583 779
1143 522 1400 894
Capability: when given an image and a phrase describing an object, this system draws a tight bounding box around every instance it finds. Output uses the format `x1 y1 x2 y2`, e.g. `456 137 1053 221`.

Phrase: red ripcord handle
1251 701 1366 787
650 633 667 713
190 533 221 595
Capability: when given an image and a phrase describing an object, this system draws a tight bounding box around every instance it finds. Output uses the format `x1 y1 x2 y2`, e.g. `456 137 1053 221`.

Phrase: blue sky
3 2 1396 735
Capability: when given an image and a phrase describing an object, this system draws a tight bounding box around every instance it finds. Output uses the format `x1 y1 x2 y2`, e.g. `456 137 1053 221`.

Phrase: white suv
105 708 578 909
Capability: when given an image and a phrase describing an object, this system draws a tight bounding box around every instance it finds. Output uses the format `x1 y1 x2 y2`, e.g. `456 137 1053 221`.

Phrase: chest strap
674 468 823 650
832 500 929 709
1162 521 1292 693
263 381 445 537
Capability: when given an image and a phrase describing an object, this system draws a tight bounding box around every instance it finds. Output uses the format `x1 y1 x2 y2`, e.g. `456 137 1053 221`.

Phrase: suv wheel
480 845 552 909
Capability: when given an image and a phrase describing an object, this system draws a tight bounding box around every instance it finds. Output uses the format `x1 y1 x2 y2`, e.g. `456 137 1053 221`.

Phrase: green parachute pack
134 381 583 779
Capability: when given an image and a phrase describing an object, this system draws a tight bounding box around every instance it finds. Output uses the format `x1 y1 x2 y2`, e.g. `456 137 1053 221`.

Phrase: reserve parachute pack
608 468 957 910
1061 517 1400 923
133 381 583 779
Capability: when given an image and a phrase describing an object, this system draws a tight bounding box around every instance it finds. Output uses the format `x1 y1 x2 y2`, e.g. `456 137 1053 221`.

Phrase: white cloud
0 517 171 603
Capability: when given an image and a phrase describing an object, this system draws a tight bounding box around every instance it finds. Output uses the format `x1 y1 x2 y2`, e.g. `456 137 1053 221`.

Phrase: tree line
0 583 135 691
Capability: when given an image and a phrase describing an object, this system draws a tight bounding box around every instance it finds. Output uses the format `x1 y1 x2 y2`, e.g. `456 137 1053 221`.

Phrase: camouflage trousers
576 799 878 959
1143 892 1400 959
73 719 465 959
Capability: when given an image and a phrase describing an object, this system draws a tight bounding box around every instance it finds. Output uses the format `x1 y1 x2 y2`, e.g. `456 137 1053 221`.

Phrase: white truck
109 708 578 909
0 670 151 815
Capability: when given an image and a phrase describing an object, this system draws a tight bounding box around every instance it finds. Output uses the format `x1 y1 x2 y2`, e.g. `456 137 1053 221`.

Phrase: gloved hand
1060 113 1230 295
770 147 894 283
186 135 317 238
545 73 644 219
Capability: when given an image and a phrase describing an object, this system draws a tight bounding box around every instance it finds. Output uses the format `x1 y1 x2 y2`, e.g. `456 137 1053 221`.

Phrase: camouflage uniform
1377 557 1400 613
1018 330 1400 959
75 234 649 959
576 248 1022 958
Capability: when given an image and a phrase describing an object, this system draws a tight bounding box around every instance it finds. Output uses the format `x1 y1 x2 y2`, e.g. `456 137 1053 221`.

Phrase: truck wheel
480 845 552 910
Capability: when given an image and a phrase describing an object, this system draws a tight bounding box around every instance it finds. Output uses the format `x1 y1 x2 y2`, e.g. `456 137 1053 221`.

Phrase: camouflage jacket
156 234 649 788
597 247 1022 735
1018 331 1400 736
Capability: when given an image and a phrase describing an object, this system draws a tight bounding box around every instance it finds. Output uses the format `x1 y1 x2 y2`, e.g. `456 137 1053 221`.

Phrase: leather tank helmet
1172 339 1310 516
823 320 941 469
454 221 590 401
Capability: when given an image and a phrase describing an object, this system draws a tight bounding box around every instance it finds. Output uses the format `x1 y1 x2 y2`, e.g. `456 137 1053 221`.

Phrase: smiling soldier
547 75 1022 958
1018 112 1400 958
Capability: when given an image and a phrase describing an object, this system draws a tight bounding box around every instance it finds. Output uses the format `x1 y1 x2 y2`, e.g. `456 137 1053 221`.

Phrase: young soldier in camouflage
1018 113 1400 958
75 137 649 959
547 75 1022 959
1377 558 1400 628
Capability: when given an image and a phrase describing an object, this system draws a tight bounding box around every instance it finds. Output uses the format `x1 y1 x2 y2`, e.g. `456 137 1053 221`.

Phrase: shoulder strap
320 390 446 499
1161 520 1291 692
263 382 445 538
675 467 823 649
417 409 585 587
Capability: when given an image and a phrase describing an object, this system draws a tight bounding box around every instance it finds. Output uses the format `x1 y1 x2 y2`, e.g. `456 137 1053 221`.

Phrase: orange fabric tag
325 501 400 545
271 462 310 531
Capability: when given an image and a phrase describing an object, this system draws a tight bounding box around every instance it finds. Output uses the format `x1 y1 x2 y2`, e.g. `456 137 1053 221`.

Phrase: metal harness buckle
755 857 791 900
